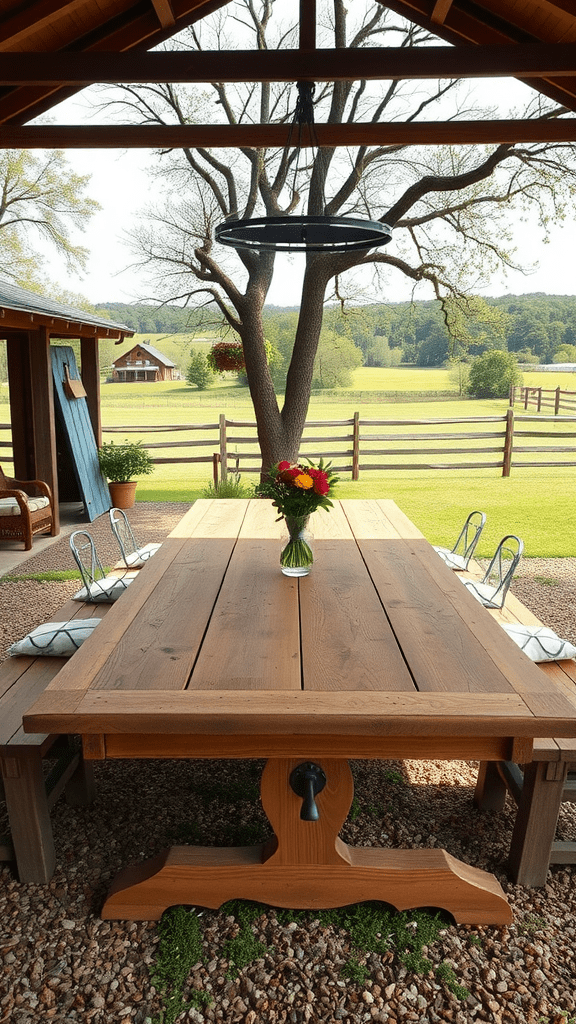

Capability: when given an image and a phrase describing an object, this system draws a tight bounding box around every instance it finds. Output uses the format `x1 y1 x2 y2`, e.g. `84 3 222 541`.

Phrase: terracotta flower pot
108 481 138 510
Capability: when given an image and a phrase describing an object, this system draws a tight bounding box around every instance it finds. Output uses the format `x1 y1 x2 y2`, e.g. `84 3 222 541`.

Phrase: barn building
111 342 178 383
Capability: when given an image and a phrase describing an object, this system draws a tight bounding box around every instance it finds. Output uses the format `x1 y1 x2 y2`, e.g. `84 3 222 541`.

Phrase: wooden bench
470 577 576 886
0 595 113 882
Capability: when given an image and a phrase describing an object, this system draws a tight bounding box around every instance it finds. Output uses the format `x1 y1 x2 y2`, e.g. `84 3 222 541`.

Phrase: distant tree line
96 302 210 336
97 294 576 377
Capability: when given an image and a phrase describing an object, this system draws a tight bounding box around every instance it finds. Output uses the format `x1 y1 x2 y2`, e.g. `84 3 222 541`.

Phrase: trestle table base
102 758 512 925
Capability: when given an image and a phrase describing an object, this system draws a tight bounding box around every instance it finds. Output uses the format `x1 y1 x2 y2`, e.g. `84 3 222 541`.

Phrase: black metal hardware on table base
289 762 327 821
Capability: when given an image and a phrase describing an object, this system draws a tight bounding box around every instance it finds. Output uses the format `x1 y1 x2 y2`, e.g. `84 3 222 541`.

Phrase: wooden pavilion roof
1 1 576 148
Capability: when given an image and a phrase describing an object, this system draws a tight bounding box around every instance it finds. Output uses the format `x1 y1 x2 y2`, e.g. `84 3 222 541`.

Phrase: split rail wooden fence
101 410 576 479
510 384 576 415
2 410 576 481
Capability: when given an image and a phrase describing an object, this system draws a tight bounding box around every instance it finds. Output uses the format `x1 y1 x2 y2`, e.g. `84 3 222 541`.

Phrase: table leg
102 758 511 923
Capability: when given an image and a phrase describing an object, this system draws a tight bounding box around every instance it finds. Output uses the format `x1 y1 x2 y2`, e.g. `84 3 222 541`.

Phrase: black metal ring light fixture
215 83 392 254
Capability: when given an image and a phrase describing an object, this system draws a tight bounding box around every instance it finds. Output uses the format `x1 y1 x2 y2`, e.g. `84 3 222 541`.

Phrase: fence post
502 407 514 477
537 387 542 412
524 387 529 410
555 387 561 415
352 411 360 481
219 414 228 482
212 452 220 488
508 385 515 408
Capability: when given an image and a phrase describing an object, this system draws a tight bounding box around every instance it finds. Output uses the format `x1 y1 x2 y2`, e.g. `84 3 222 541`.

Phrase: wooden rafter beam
2 119 576 148
150 0 177 30
431 0 453 26
2 44 576 85
0 0 87 51
300 0 316 51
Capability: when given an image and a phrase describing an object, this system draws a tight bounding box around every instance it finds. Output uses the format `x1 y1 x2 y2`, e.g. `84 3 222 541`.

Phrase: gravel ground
1 504 576 1024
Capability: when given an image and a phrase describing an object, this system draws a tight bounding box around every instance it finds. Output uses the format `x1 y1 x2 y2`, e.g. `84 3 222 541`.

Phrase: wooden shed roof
1 0 576 148
0 279 133 339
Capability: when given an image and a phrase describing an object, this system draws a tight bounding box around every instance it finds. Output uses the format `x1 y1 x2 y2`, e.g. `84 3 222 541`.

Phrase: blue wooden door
51 345 110 521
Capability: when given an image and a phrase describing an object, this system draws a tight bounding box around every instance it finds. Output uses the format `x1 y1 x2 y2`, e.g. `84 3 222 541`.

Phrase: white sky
38 73 576 309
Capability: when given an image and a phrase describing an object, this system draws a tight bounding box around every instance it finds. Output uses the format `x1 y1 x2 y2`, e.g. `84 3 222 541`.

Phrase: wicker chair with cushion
0 465 55 550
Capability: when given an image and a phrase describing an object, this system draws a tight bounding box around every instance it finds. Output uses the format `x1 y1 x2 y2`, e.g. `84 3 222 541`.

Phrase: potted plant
97 439 154 509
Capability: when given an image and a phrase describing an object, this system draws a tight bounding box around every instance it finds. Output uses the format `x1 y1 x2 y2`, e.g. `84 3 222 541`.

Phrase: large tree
0 149 99 288
104 0 576 473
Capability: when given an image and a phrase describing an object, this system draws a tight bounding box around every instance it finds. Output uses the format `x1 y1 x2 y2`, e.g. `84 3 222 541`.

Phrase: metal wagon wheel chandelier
215 81 392 254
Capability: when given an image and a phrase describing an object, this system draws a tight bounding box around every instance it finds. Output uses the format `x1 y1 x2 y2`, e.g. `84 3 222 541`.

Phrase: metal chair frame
433 510 486 571
462 534 524 609
69 530 130 601
109 507 160 568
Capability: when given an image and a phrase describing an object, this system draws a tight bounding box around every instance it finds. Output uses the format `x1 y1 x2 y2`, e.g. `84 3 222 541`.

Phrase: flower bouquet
258 458 338 575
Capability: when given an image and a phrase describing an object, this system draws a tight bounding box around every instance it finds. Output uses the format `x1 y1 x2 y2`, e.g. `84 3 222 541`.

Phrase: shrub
185 349 215 390
467 350 522 399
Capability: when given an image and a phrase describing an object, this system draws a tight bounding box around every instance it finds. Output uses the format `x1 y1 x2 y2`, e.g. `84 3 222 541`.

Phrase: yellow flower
294 473 314 490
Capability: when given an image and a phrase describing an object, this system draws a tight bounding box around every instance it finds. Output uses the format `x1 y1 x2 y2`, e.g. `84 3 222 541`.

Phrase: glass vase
280 515 314 576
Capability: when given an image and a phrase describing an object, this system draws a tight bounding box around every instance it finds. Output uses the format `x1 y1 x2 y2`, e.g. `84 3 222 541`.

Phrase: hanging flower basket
207 341 246 373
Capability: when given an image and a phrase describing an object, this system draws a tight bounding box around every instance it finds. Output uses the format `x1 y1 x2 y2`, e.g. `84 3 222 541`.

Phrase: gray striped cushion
502 624 576 662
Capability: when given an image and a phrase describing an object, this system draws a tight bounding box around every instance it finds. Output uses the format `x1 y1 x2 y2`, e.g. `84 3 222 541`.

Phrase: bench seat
0 596 111 882
471 579 576 886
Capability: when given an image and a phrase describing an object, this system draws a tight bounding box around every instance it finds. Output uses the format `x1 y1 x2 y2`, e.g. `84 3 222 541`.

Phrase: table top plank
341 502 519 695
401 523 566 700
190 501 301 691
341 499 562 702
65 501 250 695
38 499 224 696
301 503 414 692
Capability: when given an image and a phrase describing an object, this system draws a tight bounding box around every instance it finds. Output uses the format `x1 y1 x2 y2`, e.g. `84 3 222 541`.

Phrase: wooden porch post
6 328 60 535
80 334 102 446
29 327 59 535
5 332 32 479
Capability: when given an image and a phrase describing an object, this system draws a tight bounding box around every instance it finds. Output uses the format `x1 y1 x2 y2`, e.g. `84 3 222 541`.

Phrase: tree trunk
239 259 330 477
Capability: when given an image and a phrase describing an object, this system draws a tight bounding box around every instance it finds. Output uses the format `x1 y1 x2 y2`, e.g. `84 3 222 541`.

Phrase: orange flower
294 473 314 490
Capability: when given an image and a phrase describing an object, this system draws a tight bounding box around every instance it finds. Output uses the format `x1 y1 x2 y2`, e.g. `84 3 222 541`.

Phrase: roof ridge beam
1 43 576 85
3 119 576 147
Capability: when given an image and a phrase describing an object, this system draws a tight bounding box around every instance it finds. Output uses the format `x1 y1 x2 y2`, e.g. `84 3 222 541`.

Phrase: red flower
309 468 330 495
279 466 301 483
277 461 291 471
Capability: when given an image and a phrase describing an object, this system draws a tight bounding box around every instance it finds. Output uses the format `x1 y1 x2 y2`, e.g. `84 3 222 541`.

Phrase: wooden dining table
24 498 576 924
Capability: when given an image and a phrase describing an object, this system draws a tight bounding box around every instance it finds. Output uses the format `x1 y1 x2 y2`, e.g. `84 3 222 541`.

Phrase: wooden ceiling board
0 0 135 52
477 0 576 41
0 1 85 51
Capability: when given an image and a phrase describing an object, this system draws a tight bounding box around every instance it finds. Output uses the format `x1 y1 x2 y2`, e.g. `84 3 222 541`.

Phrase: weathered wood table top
23 499 576 923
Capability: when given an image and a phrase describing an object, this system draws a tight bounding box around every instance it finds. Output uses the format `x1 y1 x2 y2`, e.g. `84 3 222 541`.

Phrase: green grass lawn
135 468 575 558
1 370 575 557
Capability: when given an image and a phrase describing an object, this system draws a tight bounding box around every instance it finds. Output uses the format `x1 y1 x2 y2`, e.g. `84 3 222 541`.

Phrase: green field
1 368 575 556
106 333 576 396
